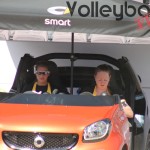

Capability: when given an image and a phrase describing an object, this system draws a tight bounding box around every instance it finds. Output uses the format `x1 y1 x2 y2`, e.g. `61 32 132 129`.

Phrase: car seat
109 69 125 96
46 61 68 94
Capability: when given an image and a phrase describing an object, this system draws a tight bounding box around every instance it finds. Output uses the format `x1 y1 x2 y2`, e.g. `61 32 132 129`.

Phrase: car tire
146 133 150 150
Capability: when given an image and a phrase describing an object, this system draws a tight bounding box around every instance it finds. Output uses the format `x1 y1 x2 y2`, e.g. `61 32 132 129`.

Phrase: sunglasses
35 71 50 75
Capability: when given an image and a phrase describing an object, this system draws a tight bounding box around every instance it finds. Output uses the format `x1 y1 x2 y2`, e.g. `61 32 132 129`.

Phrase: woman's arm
121 99 134 118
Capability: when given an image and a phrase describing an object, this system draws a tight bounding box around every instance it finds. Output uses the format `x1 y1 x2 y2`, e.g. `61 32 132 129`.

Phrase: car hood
0 104 118 133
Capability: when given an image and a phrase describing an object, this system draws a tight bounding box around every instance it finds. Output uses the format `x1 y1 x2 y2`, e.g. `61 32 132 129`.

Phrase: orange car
0 52 146 150
0 94 130 150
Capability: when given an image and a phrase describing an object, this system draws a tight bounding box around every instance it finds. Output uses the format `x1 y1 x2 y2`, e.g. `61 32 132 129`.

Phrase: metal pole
70 33 74 94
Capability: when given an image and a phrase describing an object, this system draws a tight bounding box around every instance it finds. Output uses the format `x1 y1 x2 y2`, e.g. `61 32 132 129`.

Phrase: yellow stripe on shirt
32 82 51 94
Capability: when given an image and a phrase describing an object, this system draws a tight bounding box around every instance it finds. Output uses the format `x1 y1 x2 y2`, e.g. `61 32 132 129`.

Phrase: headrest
47 61 58 74
109 69 125 95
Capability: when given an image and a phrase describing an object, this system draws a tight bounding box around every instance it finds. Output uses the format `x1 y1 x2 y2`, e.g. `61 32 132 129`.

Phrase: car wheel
146 133 150 150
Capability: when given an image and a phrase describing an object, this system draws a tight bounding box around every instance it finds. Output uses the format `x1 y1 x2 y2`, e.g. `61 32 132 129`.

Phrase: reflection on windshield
0 93 119 106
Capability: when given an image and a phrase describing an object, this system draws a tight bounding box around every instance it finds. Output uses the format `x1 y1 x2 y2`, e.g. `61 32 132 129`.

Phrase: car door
118 56 146 150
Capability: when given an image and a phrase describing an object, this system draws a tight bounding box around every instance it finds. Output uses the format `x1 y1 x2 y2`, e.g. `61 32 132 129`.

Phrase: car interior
11 53 125 97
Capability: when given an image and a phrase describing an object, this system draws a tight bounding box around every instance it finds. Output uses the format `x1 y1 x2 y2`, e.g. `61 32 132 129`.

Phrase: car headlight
83 119 111 142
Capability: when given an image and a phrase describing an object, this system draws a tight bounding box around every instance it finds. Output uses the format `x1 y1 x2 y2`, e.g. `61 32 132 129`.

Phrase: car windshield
0 92 119 106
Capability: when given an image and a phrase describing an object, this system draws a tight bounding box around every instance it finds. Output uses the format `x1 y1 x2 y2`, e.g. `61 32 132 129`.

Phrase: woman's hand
121 99 134 118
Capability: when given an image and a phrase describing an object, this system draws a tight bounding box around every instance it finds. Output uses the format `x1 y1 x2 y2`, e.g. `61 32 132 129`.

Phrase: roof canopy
0 0 150 37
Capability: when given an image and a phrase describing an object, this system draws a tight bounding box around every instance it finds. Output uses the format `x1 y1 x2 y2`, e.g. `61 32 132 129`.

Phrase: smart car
0 52 146 150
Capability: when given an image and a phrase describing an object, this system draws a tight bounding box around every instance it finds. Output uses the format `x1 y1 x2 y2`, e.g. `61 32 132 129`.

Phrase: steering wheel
101 92 108 96
80 91 108 96
23 91 41 94
80 91 93 96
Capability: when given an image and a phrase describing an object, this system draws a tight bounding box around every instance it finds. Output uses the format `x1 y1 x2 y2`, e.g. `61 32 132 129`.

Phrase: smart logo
45 6 71 27
47 6 70 15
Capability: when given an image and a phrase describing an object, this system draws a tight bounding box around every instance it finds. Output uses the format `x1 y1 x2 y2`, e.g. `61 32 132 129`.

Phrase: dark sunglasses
35 71 50 75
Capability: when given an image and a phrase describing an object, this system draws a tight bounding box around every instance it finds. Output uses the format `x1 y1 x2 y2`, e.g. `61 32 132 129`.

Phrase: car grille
2 131 78 150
